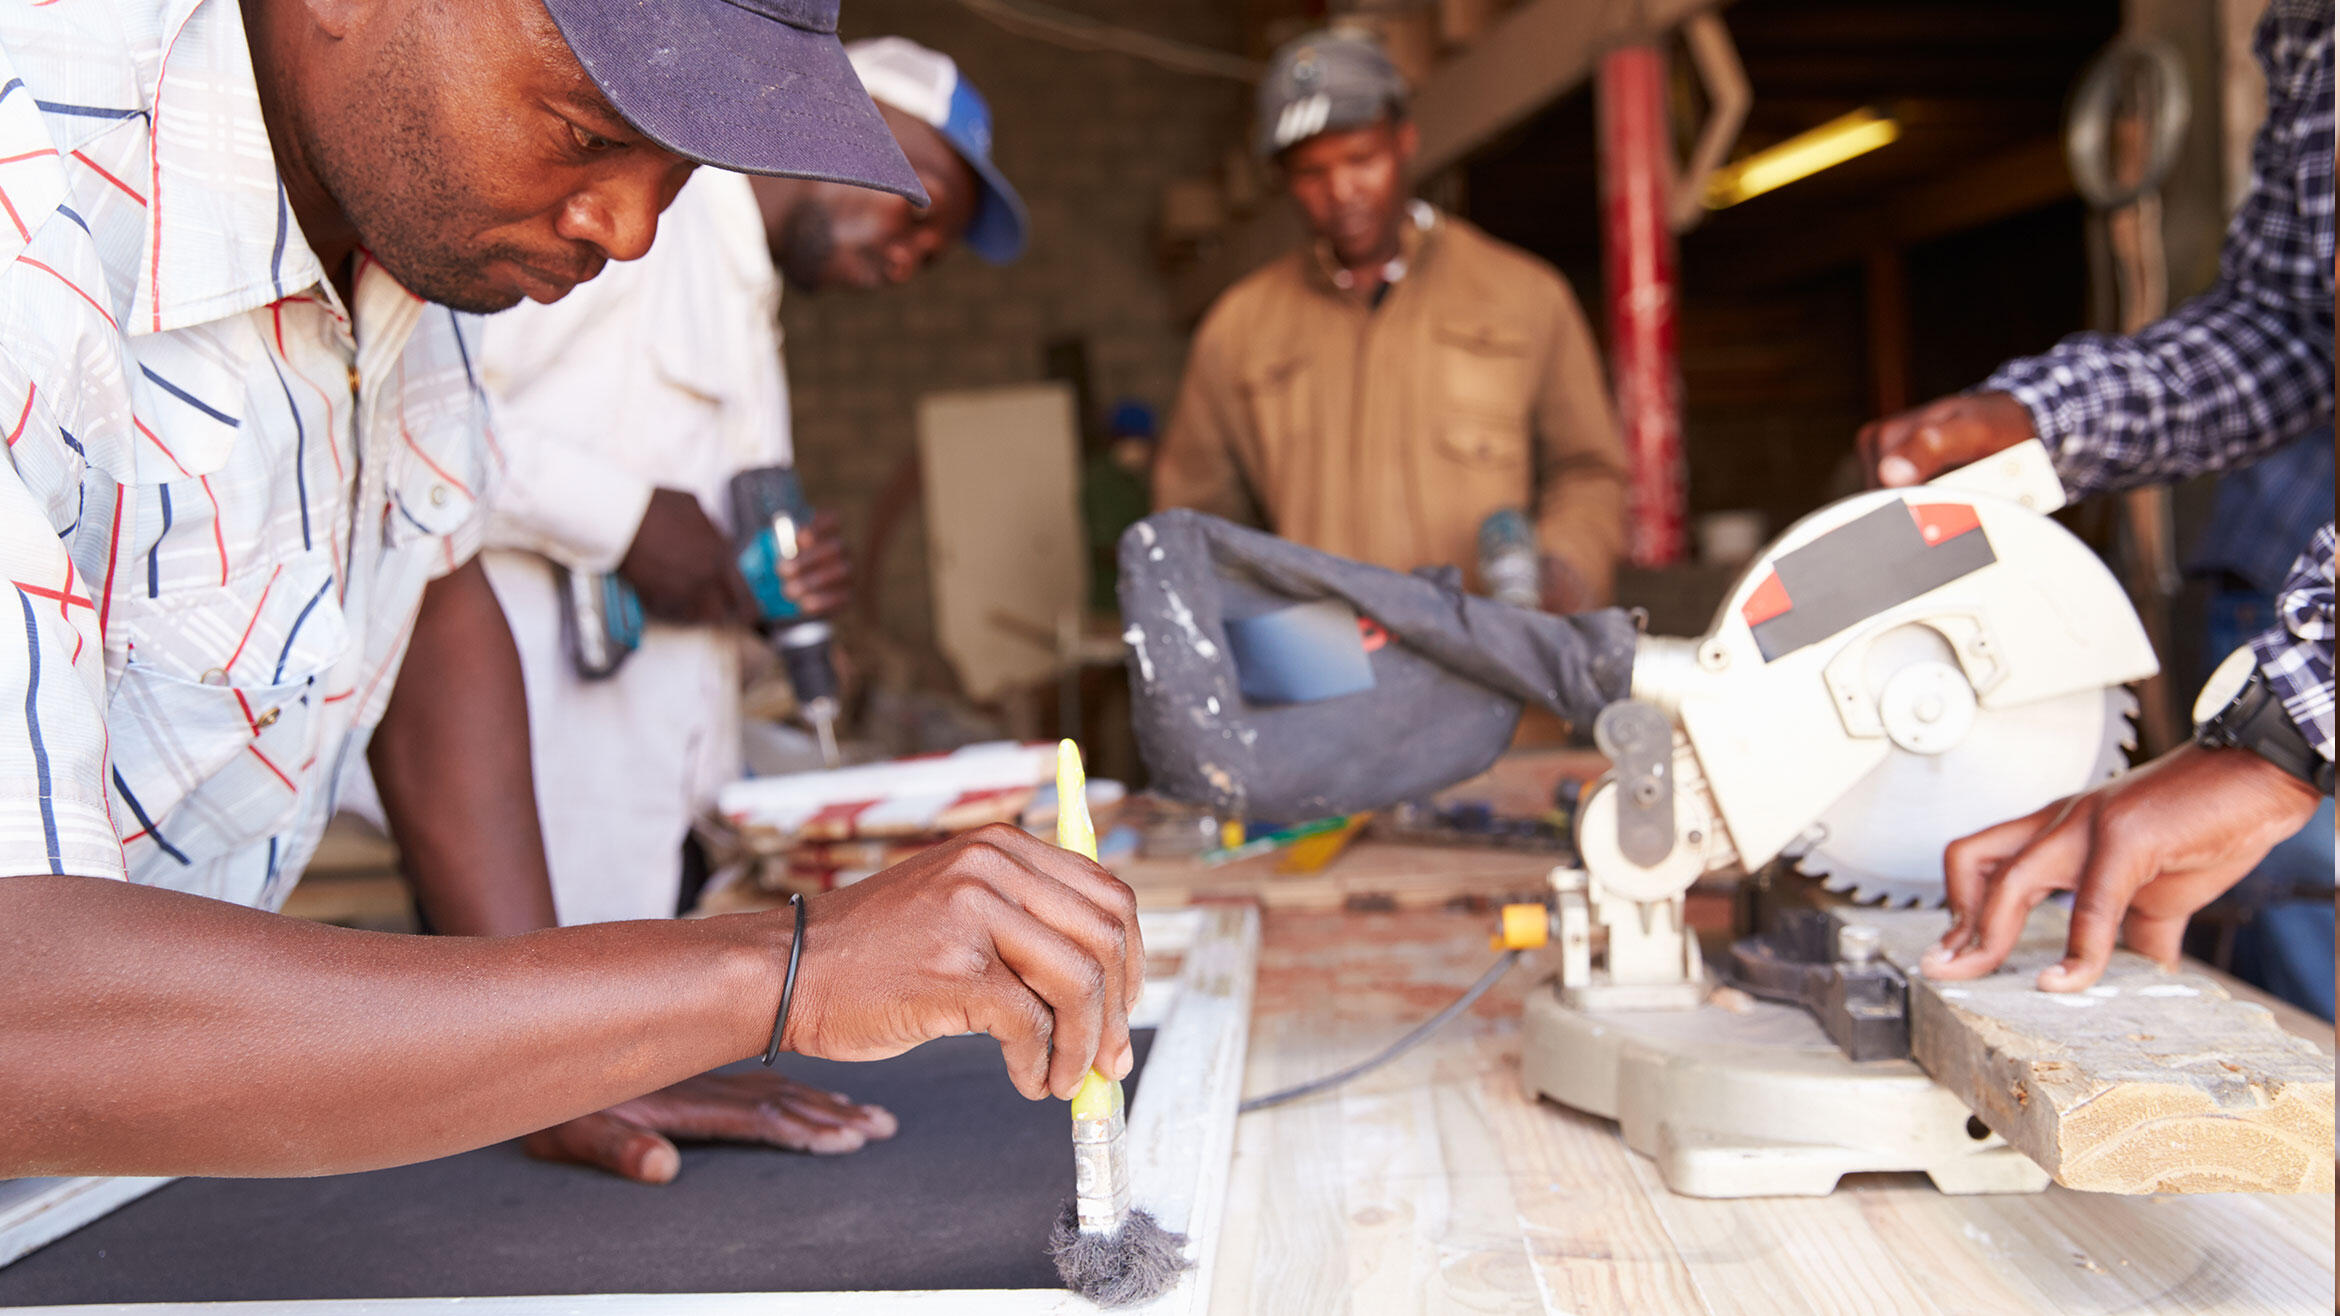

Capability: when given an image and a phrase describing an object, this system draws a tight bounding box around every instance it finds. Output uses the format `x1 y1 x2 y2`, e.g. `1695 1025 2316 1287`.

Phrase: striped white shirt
0 0 491 905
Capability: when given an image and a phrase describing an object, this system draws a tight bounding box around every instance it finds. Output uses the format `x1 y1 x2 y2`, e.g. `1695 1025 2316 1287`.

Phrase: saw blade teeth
1793 855 1946 909
1794 686 2135 913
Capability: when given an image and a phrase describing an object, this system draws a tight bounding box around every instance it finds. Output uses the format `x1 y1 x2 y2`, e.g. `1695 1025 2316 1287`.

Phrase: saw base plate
1522 988 2050 1199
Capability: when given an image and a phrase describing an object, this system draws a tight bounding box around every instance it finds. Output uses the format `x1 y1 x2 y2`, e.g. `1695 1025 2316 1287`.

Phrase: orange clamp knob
1492 902 1550 951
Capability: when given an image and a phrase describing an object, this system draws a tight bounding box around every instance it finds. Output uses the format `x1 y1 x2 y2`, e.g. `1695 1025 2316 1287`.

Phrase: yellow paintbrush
1049 739 1188 1306
1055 740 1120 1213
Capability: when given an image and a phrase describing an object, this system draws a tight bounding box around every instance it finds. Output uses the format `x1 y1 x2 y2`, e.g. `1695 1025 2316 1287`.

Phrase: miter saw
1114 442 2156 1197
1523 439 2156 1197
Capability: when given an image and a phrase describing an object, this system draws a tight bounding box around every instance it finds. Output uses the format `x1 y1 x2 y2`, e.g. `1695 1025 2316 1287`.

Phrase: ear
1392 118 1420 166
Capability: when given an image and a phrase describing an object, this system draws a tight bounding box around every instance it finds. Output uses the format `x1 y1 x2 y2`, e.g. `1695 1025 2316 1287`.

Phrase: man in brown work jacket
1156 31 1629 610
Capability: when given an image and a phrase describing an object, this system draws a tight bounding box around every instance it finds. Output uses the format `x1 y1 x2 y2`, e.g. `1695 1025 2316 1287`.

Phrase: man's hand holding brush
772 824 1143 1100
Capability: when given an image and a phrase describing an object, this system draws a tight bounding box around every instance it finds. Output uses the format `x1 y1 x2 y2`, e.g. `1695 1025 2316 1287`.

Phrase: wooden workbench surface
1212 906 2337 1315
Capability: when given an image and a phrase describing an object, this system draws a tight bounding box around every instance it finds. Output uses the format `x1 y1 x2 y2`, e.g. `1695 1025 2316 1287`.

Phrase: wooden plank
1214 905 2332 1314
1411 0 1729 178
1623 1158 1950 1316
1484 1050 1713 1313
1851 1176 2339 1316
1116 841 1555 912
1120 905 1259 1315
1863 905 2336 1194
916 384 1086 703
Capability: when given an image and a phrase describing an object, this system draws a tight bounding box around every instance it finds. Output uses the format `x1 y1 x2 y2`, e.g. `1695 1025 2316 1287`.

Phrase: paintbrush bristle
1050 1205 1192 1308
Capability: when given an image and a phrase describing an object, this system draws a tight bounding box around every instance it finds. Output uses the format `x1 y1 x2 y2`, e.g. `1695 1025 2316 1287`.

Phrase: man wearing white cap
418 37 1030 1174
473 35 1027 929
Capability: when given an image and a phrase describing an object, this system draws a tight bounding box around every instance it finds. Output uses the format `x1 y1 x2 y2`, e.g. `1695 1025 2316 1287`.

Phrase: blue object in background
2223 797 2337 1021
736 525 805 624
1224 599 1377 705
2188 430 2336 1020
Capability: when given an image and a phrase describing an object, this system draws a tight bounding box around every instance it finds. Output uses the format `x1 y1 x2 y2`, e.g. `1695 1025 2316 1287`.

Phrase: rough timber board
0 908 1255 1316
1861 905 2335 1194
916 383 1086 703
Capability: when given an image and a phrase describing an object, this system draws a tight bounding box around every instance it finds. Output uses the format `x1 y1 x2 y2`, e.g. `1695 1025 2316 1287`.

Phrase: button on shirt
1985 0 2334 764
0 0 489 905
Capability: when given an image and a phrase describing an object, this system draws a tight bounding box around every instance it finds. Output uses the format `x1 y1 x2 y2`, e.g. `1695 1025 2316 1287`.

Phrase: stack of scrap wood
700 742 1122 906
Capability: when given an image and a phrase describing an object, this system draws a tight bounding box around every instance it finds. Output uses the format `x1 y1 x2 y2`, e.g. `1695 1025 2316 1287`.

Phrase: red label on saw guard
1740 500 1995 662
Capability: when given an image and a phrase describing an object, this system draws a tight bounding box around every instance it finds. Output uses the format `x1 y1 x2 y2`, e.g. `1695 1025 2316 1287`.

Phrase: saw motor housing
1558 440 2158 1005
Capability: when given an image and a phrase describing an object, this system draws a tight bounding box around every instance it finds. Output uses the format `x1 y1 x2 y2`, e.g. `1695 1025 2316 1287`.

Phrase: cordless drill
730 465 843 768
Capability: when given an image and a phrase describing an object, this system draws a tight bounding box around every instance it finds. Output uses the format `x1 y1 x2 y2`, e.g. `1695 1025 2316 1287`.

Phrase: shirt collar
1309 200 1438 303
132 0 329 336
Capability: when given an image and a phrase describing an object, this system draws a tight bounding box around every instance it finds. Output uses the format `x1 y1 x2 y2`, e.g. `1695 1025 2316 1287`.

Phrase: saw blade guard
1636 473 2156 882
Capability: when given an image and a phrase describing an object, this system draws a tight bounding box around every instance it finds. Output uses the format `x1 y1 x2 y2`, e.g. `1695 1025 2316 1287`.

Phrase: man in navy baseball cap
539 0 928 203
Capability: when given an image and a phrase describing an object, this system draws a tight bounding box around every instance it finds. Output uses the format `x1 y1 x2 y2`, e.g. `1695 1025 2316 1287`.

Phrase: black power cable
1238 950 1524 1115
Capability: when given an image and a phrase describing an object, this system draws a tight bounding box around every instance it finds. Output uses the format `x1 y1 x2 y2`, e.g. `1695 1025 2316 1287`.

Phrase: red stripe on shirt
20 257 118 330
0 187 29 243
230 686 257 733
0 148 58 165
221 562 282 676
5 383 34 447
69 150 144 205
131 417 191 477
98 489 123 639
397 380 474 500
13 574 92 667
272 304 345 484
13 580 94 611
148 7 201 334
52 562 80 665
198 474 227 584
246 745 296 793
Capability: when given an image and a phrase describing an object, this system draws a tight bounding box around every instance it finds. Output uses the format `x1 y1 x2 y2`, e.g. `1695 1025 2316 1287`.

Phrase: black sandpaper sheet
0 1032 1151 1305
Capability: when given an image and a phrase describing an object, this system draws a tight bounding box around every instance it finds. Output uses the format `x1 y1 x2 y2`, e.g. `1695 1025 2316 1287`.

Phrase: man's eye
569 122 617 153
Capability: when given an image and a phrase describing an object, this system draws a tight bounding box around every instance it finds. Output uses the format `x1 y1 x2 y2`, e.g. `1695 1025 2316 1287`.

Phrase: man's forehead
1285 120 1397 163
504 0 615 112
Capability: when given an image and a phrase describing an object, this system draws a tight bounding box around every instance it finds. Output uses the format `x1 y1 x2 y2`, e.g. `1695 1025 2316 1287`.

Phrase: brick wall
786 2 1249 683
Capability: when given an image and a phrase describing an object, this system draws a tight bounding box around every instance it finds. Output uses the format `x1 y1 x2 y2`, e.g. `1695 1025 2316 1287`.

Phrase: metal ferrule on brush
1071 1089 1131 1235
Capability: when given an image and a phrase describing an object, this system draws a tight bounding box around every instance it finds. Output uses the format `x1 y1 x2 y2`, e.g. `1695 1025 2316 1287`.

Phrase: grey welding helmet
1117 510 1638 819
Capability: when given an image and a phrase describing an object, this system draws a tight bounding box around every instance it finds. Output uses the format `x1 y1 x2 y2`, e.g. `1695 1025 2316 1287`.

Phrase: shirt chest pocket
107 553 351 853
1237 355 1314 477
1433 320 1535 469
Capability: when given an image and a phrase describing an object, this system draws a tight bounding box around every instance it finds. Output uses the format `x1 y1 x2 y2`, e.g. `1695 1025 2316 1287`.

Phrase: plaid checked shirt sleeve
1983 7 2333 496
2250 525 2336 763
1982 3 2334 770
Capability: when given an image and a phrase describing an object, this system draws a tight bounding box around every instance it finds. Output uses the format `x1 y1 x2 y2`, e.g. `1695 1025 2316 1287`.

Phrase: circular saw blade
1796 676 2138 909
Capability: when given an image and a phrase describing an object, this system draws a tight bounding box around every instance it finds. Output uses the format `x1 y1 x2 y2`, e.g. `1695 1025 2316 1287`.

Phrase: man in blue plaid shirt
1856 0 2333 994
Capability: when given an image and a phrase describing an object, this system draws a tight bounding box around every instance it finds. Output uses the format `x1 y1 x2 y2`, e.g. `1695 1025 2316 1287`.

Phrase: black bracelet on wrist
761 893 805 1067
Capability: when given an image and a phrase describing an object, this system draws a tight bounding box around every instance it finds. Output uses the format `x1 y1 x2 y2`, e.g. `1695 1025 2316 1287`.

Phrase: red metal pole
1597 44 1687 567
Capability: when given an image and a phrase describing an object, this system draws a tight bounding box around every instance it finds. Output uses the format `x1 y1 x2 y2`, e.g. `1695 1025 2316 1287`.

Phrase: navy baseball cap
849 37 1029 264
540 0 929 206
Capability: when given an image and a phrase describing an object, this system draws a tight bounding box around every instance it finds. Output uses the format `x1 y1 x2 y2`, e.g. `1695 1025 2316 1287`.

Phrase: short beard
775 200 835 293
298 11 527 314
